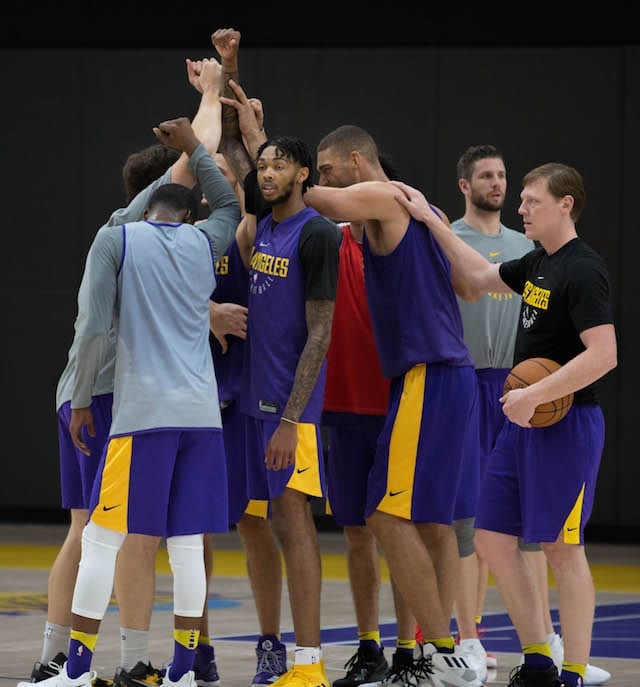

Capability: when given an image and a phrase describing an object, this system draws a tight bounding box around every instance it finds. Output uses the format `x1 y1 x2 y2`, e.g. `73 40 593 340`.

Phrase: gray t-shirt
55 144 240 411
451 219 534 370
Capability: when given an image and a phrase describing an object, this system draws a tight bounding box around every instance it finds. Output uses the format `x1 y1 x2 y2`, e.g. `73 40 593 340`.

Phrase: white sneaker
17 662 96 687
548 632 564 670
420 644 483 687
584 663 611 685
457 639 488 683
163 670 198 687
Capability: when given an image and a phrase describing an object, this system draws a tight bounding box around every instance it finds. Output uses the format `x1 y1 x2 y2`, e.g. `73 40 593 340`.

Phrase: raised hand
220 79 267 158
153 117 200 156
211 27 241 70
186 58 203 94
198 57 223 96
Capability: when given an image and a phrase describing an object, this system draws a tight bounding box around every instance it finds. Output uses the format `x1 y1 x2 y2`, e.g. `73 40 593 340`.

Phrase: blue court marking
105 592 241 613
215 601 640 661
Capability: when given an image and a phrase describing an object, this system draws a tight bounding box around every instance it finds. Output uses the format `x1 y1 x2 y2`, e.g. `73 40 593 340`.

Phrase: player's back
111 219 221 436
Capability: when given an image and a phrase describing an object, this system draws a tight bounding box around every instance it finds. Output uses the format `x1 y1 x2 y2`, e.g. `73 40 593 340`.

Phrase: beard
264 180 296 207
471 189 504 213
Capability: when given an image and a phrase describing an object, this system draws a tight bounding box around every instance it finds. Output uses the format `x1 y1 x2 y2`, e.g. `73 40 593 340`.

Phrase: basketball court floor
1 523 638 686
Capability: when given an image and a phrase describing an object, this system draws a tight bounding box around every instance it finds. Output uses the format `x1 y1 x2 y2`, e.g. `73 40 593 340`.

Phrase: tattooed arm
264 299 335 471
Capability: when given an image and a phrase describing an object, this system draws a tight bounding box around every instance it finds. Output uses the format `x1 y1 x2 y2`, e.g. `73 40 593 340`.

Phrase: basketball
503 357 574 427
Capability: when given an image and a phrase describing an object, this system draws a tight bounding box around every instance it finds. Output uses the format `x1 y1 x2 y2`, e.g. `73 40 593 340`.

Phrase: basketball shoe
193 644 221 687
252 635 287 687
506 663 561 686
520 634 611 685
269 661 329 687
420 643 484 687
380 649 423 687
113 661 163 687
17 661 97 687
28 654 112 687
162 671 197 687
333 646 389 687
457 639 488 682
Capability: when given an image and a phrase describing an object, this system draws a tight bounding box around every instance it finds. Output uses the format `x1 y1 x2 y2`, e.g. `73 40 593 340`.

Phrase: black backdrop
1 16 638 539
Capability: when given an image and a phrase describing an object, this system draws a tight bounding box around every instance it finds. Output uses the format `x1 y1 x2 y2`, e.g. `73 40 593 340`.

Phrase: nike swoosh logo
102 505 120 511
296 467 311 474
388 489 406 497
567 526 578 531
488 251 501 258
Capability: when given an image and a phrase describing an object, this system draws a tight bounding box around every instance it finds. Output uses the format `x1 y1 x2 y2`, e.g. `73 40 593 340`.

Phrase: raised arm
212 28 266 186
170 58 224 187
154 116 240 260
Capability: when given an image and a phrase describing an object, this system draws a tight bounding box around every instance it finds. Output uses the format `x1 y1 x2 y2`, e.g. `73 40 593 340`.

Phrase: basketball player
26 56 236 687
16 116 239 687
315 130 440 687
234 135 340 687
304 126 483 687
391 165 617 687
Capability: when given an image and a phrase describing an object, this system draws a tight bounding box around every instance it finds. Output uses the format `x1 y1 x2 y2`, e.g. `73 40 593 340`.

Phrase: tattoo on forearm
283 299 334 420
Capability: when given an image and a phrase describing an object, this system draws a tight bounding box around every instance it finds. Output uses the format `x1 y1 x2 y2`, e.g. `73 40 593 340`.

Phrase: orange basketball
503 357 574 428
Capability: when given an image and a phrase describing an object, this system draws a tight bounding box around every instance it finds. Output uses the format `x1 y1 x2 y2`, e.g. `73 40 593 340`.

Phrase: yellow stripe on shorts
90 436 132 533
563 482 585 544
287 422 323 497
380 364 426 520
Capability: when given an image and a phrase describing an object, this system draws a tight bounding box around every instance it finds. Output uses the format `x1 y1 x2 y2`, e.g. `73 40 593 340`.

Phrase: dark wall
1 43 638 533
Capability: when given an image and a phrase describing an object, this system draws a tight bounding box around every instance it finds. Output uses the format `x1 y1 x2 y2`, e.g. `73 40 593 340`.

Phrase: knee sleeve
167 534 206 617
72 521 125 619
453 517 476 558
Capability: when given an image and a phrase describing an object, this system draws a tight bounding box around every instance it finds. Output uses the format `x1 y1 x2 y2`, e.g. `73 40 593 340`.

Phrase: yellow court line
2 544 639 593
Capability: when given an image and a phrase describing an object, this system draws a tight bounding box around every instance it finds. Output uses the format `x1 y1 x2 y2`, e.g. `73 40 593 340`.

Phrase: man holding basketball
391 163 617 687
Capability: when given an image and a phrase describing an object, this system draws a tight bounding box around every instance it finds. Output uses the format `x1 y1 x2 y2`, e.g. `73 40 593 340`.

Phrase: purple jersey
240 206 329 423
211 239 248 403
363 217 473 379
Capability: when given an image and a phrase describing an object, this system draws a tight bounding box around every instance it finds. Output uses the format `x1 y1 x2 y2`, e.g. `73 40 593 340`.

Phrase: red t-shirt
323 224 390 415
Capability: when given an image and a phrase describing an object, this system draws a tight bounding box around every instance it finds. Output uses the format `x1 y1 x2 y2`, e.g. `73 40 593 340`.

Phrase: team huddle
21 27 617 687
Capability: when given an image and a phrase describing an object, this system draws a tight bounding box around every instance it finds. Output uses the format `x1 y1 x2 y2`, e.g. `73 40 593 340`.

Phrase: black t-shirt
499 237 614 404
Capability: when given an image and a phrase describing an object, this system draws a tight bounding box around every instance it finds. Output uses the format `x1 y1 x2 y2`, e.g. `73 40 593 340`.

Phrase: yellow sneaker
271 662 329 687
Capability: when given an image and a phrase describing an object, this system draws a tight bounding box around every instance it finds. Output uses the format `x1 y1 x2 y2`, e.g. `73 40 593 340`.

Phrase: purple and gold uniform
211 239 268 524
476 238 614 544
363 217 478 524
240 206 339 500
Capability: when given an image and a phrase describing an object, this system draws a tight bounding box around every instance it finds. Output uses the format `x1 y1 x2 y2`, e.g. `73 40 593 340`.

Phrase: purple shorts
245 416 325 500
57 394 113 509
366 363 478 524
223 403 269 524
88 428 228 537
454 368 508 519
475 404 605 544
324 413 385 526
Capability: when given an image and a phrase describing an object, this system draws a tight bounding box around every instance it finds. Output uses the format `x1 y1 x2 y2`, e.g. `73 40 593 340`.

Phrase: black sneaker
31 653 113 687
333 647 389 687
380 650 426 687
30 653 68 682
507 663 562 687
113 661 164 687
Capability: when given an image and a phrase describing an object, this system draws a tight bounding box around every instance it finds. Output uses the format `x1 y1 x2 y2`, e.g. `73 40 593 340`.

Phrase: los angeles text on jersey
216 255 229 275
249 250 290 277
522 280 550 309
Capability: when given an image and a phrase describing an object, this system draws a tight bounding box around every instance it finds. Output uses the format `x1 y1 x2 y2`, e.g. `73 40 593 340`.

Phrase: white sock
120 627 150 669
41 622 70 663
294 646 322 665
